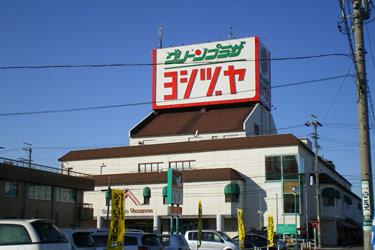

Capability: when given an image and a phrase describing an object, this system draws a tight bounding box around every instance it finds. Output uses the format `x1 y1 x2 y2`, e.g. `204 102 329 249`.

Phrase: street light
100 163 107 175
292 186 298 250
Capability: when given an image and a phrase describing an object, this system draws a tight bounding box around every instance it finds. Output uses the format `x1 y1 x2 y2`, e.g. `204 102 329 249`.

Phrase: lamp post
292 186 298 250
100 163 107 175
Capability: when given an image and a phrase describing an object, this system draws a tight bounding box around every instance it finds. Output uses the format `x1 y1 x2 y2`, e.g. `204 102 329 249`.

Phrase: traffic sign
310 221 319 228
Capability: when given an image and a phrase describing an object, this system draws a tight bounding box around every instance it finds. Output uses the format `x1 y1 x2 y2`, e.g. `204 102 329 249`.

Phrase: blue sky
0 1 374 195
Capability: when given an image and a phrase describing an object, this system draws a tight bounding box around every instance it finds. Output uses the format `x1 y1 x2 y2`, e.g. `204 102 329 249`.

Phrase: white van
0 219 72 250
63 229 95 250
184 230 239 250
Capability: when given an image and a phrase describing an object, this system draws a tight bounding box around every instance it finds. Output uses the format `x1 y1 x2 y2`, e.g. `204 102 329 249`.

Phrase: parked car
90 229 162 250
158 234 190 250
232 233 287 250
63 229 96 250
185 230 239 250
0 219 71 250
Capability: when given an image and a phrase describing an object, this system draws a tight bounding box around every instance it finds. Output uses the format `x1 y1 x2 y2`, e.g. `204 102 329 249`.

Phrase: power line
0 73 353 117
0 53 349 70
322 63 353 121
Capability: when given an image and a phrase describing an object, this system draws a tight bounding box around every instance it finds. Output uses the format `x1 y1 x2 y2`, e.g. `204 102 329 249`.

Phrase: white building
59 104 361 246
59 37 362 246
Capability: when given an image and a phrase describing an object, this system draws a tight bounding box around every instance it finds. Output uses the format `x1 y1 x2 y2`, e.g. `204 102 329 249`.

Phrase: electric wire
0 73 353 117
0 53 349 71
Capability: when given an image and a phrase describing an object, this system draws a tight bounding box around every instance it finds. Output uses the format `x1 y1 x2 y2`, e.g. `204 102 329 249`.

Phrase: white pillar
216 214 224 231
97 216 103 229
153 215 160 233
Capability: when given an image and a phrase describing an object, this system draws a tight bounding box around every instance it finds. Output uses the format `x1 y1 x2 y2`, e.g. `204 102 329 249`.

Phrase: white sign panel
152 37 271 110
362 180 372 220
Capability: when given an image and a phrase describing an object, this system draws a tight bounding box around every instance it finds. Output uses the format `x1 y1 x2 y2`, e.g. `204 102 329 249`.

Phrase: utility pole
22 143 32 168
305 115 322 248
352 0 373 249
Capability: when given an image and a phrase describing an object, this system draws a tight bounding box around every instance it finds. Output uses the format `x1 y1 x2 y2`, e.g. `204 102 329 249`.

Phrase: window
55 187 76 203
144 197 150 205
265 156 281 180
0 224 31 245
225 194 239 203
254 123 260 135
266 155 299 181
169 160 195 171
31 220 67 243
138 162 163 173
124 236 138 246
282 155 298 180
323 196 335 206
4 181 18 197
283 194 300 213
28 184 52 201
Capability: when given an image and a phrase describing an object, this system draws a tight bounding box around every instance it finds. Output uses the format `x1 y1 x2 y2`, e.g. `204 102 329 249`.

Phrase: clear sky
0 1 374 195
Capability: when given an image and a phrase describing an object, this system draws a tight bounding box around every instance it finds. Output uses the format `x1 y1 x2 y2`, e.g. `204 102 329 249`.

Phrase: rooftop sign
152 37 271 110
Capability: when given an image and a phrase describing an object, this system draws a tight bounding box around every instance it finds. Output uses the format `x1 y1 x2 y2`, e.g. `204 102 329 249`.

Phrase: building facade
59 37 362 246
0 157 95 228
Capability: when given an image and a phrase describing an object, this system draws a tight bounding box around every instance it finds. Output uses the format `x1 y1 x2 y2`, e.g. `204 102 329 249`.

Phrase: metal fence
0 157 91 178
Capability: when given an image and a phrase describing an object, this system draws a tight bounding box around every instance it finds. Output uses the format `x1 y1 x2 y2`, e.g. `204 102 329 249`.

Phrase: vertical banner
237 209 245 250
268 216 274 247
107 189 125 250
198 200 202 248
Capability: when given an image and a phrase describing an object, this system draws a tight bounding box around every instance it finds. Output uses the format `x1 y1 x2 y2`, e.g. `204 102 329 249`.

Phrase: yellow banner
237 209 245 250
268 216 274 247
198 200 202 248
107 189 125 250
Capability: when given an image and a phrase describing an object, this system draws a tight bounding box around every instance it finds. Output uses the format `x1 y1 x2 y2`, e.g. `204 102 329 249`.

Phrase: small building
0 157 95 228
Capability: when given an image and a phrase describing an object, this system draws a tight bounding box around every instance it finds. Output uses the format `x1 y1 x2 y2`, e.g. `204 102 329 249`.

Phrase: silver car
185 230 239 250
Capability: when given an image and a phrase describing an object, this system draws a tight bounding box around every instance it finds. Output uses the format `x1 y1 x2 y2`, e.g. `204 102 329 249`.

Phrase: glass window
254 123 260 135
141 235 159 246
124 236 138 245
225 194 239 203
31 220 67 243
323 197 335 206
72 232 94 247
138 162 163 173
203 232 215 242
188 232 197 240
144 197 150 205
169 160 194 171
28 184 52 201
55 187 76 203
0 224 31 245
283 155 298 180
283 194 300 213
265 156 281 180
4 181 18 197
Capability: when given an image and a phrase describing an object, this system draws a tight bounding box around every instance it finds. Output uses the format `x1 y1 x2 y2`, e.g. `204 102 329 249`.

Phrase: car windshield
91 234 107 247
31 221 67 243
72 232 94 247
217 231 235 243
142 234 160 246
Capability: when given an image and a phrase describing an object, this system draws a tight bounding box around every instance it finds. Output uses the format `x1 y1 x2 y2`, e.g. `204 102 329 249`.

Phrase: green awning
143 187 151 198
344 195 352 205
335 190 341 199
162 186 168 197
321 187 336 198
224 183 240 195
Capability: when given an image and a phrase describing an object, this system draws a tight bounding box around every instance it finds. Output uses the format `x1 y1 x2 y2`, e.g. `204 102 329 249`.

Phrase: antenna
228 25 235 39
158 23 163 49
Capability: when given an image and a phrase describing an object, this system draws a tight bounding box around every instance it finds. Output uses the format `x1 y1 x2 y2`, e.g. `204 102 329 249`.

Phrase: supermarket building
59 37 361 246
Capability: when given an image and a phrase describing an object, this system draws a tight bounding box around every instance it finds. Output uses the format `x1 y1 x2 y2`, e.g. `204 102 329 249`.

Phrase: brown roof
93 168 244 186
59 134 301 162
130 104 255 138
